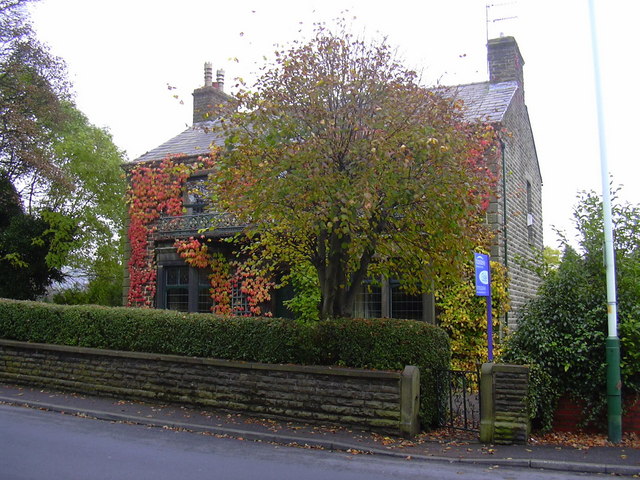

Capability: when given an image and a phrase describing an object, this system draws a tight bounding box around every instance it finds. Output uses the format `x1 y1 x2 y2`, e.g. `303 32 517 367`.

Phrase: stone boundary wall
480 363 530 444
0 339 420 437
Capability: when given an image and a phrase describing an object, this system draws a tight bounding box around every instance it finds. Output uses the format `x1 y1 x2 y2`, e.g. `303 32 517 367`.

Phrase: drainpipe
500 140 508 339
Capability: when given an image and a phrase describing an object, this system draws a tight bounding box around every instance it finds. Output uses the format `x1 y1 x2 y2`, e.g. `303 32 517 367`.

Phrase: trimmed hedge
0 298 450 427
315 318 450 426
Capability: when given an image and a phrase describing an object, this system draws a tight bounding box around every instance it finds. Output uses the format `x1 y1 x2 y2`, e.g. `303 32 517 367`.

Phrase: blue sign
474 252 490 297
474 252 494 361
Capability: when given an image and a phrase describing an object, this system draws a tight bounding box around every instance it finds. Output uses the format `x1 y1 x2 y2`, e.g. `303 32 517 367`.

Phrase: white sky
29 0 638 249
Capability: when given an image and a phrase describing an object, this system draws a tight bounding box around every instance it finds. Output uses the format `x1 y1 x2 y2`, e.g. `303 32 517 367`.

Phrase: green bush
502 189 640 431
0 298 450 428
315 318 450 426
502 248 607 429
52 273 123 308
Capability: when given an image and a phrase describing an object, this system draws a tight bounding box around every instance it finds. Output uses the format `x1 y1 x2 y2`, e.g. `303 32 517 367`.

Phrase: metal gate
434 368 481 432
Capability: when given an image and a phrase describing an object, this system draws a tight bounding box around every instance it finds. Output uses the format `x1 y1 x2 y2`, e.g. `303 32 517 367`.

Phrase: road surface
0 404 606 480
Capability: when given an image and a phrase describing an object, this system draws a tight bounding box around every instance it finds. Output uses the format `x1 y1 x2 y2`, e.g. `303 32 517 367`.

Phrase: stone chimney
192 63 228 124
487 36 524 89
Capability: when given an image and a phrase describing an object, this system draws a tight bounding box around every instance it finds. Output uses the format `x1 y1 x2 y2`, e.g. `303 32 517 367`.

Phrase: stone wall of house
0 339 420 436
121 214 158 308
493 89 543 330
484 37 543 331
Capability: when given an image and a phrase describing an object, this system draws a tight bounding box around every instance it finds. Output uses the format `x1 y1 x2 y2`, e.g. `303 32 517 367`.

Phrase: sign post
474 252 493 362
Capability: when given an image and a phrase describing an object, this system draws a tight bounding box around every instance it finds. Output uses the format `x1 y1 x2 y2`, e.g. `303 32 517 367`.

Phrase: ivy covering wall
174 236 273 316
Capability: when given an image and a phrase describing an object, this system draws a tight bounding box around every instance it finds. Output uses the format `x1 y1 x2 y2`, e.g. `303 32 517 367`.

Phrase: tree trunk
317 236 374 319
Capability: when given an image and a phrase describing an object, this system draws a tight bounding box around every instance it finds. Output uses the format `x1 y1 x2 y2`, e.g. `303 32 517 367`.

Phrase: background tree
0 175 63 299
503 188 640 430
0 0 69 192
41 102 126 302
0 0 126 304
213 22 498 319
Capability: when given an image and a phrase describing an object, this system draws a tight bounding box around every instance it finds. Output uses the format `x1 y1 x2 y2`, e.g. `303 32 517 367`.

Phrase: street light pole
587 0 622 443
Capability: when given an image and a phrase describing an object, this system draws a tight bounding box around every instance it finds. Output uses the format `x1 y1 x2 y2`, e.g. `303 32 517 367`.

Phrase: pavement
1 382 638 477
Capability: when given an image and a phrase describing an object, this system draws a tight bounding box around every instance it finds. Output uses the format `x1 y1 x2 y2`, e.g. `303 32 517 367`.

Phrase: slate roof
131 81 518 164
442 80 519 123
132 120 226 164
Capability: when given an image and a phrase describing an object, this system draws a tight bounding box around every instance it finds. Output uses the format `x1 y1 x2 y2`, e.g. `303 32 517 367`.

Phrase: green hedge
0 298 450 427
315 318 450 426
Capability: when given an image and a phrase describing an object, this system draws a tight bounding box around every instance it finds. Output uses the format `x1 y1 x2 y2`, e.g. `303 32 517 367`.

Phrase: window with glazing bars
390 280 423 320
231 282 249 315
353 281 382 318
197 268 212 313
185 176 208 214
165 266 189 311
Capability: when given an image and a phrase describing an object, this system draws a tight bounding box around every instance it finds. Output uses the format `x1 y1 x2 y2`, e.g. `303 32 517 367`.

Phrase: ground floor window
197 268 211 313
353 282 382 318
157 253 428 320
165 266 189 311
158 263 258 315
231 282 249 315
389 280 424 320
158 264 214 313
354 278 434 322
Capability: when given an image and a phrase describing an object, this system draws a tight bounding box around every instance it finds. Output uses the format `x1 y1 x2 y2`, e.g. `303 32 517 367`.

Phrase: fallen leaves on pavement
530 431 640 450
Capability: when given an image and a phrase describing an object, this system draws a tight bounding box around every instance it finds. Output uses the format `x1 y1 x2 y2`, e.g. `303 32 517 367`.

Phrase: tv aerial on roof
485 1 519 43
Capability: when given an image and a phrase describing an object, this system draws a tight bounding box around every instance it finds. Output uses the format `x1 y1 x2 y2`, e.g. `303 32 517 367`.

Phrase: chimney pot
204 62 213 87
216 69 225 91
193 64 230 124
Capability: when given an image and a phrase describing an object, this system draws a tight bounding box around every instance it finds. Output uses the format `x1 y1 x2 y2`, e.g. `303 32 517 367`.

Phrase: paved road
0 404 608 480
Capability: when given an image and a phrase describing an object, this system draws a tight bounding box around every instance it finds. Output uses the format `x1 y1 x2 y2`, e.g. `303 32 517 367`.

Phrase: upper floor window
526 180 534 244
185 176 209 214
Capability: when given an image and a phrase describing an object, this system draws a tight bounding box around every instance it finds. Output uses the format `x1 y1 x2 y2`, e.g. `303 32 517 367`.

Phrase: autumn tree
213 22 498 319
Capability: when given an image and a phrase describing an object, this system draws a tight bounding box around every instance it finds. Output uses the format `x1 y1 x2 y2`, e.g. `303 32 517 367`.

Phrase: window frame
157 262 213 313
526 180 534 245
184 175 209 215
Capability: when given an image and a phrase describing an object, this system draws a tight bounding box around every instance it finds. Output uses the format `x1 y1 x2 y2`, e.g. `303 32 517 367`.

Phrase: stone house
123 36 542 328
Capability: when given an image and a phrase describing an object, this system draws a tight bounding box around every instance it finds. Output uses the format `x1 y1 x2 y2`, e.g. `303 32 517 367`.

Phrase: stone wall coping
0 339 400 380
491 363 530 374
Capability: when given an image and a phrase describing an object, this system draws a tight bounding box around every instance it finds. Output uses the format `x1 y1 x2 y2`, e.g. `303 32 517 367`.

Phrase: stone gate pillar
480 363 530 444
